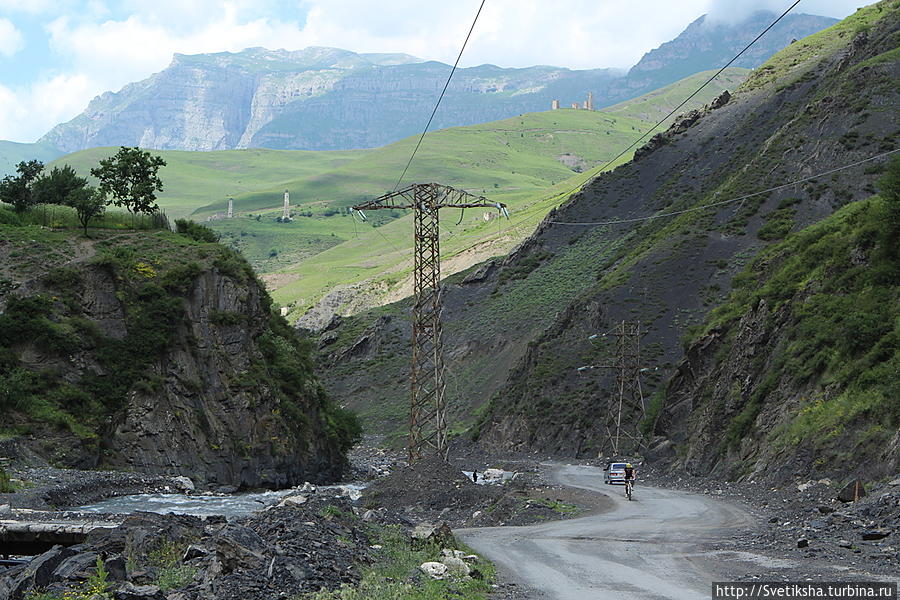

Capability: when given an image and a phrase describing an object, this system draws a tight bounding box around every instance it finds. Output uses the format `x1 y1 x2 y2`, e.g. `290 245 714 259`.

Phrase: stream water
75 484 366 518
74 469 515 518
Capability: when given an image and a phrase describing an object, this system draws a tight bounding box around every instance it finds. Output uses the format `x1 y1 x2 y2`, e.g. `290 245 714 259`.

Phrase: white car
603 462 628 484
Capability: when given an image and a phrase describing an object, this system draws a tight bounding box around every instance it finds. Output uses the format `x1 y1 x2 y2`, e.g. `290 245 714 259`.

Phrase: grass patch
302 524 495 600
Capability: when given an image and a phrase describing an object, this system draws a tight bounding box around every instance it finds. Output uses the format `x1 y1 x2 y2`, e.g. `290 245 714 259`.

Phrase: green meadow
52 68 747 318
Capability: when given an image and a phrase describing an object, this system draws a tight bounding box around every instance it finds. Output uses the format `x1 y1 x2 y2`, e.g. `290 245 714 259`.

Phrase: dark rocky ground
0 467 179 510
2 447 896 600
0 495 372 600
635 462 900 578
0 448 570 600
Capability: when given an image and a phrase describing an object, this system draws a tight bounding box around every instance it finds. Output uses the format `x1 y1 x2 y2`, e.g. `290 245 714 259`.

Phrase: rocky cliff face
315 2 898 475
39 12 835 153
654 192 899 483
0 229 355 488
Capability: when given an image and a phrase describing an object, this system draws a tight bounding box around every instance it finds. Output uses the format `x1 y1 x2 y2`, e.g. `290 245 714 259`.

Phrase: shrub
175 219 218 243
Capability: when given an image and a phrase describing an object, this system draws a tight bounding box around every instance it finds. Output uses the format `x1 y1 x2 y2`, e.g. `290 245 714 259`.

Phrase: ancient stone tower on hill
282 189 291 221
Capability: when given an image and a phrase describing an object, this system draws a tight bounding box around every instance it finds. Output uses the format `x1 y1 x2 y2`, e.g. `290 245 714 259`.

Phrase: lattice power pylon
580 320 647 457
353 183 507 462
609 320 645 456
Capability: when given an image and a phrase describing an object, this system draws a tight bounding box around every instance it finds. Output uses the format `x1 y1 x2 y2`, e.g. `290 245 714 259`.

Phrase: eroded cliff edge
0 226 358 488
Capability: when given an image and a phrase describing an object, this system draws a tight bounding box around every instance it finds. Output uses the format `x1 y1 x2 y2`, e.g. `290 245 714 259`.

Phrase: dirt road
457 464 758 600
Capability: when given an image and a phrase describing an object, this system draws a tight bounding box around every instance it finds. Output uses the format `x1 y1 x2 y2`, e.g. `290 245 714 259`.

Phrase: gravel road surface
458 464 758 600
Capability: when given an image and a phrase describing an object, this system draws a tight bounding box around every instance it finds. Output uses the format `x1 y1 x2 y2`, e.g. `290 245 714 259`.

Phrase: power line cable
543 149 899 226
393 0 487 190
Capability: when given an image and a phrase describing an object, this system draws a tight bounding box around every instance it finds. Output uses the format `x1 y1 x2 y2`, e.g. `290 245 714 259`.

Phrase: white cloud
0 73 92 142
0 18 24 57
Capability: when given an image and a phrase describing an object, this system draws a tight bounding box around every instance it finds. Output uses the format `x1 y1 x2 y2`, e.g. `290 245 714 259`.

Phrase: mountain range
34 11 836 155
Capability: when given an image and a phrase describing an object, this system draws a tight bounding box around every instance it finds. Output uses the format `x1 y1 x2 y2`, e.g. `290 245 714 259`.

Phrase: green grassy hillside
53 147 368 220
0 140 64 178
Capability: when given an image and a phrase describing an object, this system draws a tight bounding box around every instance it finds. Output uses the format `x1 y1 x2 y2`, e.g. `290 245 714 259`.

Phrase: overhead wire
393 0 487 191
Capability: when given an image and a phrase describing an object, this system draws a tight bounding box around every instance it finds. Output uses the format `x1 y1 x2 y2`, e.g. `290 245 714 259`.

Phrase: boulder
11 545 77 594
837 480 866 502
441 555 470 576
419 562 448 580
171 476 195 492
104 556 127 582
114 582 166 599
277 494 308 508
51 552 99 581
299 482 317 493
182 545 210 562
861 530 890 541
411 522 454 548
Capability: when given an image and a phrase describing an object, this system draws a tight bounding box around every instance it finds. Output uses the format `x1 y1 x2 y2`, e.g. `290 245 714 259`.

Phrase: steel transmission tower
609 320 645 456
353 183 507 462
580 320 647 456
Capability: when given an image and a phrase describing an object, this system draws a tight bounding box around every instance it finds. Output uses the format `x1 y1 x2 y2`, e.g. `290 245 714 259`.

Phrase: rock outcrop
0 231 356 488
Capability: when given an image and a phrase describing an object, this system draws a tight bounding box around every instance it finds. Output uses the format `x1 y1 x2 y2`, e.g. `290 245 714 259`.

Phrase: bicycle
624 478 634 501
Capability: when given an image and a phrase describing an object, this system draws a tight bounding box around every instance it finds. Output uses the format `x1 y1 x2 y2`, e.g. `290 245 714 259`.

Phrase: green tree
67 186 108 237
90 147 166 217
33 164 88 205
0 160 44 213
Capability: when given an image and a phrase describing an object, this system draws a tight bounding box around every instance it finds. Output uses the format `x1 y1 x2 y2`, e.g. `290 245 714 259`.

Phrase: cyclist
623 463 635 499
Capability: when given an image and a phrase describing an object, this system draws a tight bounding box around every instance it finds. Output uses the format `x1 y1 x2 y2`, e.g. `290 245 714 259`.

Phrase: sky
0 0 867 143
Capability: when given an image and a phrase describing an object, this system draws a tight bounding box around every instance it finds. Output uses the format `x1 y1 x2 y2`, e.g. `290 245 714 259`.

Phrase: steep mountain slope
627 11 836 89
655 181 899 482
39 12 834 153
0 222 358 488
315 2 898 462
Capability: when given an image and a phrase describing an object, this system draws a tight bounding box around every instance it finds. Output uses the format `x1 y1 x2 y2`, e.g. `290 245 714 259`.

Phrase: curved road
458 464 756 600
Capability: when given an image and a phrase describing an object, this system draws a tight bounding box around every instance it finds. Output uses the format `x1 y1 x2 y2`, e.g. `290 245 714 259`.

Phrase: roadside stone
412 522 455 548
114 582 166 599
837 480 866 503
441 555 470 576
420 562 448 579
